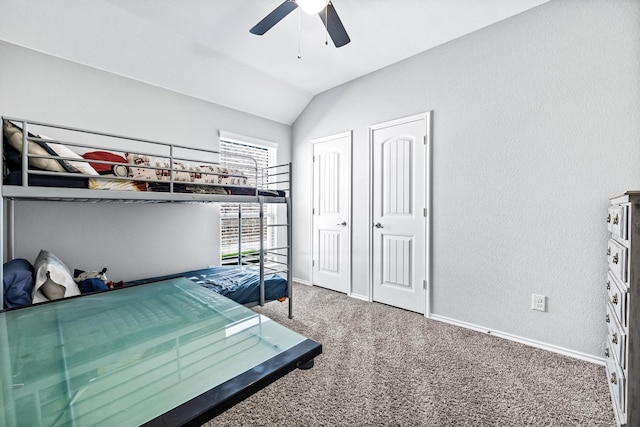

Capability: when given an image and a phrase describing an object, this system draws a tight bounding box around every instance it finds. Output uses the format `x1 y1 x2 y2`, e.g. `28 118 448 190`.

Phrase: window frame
219 133 278 264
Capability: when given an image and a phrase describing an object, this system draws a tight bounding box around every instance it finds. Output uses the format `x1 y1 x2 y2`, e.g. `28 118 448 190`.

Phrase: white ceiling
0 0 549 124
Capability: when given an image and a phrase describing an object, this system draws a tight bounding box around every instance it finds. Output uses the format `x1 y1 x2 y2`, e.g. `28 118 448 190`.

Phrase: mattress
127 265 288 305
3 170 89 188
3 171 285 197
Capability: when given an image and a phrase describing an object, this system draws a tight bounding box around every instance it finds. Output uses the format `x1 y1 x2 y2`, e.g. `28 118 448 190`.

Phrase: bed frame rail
2 117 290 203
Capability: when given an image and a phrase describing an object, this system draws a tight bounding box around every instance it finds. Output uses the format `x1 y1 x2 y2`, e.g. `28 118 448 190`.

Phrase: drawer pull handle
605 348 610 358
607 213 611 223
611 372 617 384
613 254 619 264
612 333 618 345
613 214 619 225
612 294 618 305
606 280 611 291
606 314 610 323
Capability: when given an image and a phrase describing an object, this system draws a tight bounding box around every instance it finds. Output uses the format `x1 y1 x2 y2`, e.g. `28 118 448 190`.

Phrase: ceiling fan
250 0 351 48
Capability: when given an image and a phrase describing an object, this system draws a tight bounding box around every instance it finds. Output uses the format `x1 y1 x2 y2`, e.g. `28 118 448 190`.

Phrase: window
219 136 277 264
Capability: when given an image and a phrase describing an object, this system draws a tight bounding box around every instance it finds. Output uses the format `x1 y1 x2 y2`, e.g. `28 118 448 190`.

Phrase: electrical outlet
532 294 546 312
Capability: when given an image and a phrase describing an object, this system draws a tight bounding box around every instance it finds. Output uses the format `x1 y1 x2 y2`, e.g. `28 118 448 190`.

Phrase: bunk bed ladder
286 193 293 319
257 163 293 319
236 203 242 266
259 196 265 307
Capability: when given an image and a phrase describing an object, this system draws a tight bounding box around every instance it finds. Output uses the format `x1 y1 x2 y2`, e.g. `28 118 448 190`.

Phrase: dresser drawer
607 271 628 328
608 205 628 240
606 354 627 423
607 303 627 369
607 239 628 283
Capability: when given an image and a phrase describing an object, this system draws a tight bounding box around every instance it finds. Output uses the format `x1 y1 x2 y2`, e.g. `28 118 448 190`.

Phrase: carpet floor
205 283 615 426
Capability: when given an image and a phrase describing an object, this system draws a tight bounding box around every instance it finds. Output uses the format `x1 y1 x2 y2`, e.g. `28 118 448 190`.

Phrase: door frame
310 130 353 295
368 112 432 317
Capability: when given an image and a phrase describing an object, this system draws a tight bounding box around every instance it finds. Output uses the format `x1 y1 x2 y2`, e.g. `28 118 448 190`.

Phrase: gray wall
291 0 640 357
0 41 291 282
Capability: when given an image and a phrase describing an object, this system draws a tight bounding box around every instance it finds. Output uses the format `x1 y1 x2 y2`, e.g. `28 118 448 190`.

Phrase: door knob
374 222 383 228
337 221 347 226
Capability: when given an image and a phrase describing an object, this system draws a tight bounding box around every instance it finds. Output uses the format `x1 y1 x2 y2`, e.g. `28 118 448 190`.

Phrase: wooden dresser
606 192 640 426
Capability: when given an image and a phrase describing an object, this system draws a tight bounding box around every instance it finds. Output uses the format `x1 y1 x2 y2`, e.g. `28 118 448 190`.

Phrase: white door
371 114 430 314
312 132 351 294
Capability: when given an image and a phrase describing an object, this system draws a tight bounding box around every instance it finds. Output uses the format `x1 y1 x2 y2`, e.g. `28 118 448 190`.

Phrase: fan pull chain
325 1 329 45
298 7 302 59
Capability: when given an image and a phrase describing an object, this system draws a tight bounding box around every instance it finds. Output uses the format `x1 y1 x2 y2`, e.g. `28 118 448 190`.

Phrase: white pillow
3 120 66 172
47 142 99 176
2 121 99 175
32 250 81 303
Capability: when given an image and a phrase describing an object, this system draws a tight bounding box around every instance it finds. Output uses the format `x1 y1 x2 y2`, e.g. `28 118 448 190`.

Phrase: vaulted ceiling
0 0 549 124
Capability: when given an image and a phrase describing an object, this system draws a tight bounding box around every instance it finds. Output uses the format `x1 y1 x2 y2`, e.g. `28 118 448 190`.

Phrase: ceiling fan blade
319 1 350 47
250 1 299 35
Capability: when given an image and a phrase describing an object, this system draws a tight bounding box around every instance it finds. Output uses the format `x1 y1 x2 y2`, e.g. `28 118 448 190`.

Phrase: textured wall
291 0 640 357
0 41 291 281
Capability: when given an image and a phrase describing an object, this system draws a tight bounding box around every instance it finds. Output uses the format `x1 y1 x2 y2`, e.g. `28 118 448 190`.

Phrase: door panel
382 234 413 288
319 151 340 214
312 132 351 294
383 137 413 216
318 229 340 273
372 116 428 313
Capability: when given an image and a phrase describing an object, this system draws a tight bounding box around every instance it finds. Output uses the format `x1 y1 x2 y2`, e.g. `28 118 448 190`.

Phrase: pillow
40 272 66 300
3 121 56 171
3 258 35 309
44 141 99 176
82 151 129 176
2 121 98 175
32 250 81 303
3 120 67 172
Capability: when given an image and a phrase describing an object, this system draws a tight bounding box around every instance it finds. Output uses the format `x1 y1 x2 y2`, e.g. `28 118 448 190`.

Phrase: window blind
219 139 276 260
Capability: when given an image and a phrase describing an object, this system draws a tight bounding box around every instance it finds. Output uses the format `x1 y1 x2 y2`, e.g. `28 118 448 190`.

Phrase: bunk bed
1 117 294 315
0 117 319 426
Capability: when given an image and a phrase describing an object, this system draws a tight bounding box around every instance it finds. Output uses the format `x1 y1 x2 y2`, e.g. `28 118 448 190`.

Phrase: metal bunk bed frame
0 117 293 318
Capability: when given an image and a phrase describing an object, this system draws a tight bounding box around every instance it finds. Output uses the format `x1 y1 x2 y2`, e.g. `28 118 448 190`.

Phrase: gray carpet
205 283 615 426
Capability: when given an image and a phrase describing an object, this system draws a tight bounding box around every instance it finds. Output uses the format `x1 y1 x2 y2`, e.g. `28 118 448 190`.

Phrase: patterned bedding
2 120 281 197
13 151 253 194
127 266 288 305
126 153 248 187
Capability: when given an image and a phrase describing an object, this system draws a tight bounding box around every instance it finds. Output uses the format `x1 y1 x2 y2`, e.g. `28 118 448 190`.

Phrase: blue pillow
3 258 35 309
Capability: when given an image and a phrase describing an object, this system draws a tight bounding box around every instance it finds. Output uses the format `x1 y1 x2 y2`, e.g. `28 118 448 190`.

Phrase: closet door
311 132 352 294
370 113 430 314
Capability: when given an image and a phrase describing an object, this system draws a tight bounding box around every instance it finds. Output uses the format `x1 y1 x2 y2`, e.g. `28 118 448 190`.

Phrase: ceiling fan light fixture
296 0 326 15
250 0 350 48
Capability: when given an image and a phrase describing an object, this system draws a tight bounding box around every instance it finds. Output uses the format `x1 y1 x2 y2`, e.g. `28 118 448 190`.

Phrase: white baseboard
292 278 369 302
429 314 604 366
290 278 601 364
348 293 369 302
